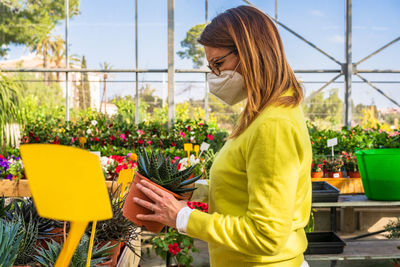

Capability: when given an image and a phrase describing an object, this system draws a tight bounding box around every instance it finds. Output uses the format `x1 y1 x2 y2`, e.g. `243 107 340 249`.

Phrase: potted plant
324 156 344 178
384 218 400 267
342 151 360 178
88 185 140 267
150 227 200 267
34 234 114 266
0 220 23 266
311 155 324 178
123 147 201 233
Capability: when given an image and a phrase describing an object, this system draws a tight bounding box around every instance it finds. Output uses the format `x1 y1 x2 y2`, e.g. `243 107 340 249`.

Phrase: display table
310 195 400 266
305 239 400 261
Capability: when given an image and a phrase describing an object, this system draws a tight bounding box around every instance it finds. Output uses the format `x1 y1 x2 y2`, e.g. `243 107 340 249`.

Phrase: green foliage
34 234 114 267
150 227 199 267
0 0 80 57
177 24 206 68
77 56 91 109
0 73 22 151
307 121 399 156
201 149 216 180
302 88 344 126
0 219 23 267
88 185 139 254
14 214 38 265
137 147 202 196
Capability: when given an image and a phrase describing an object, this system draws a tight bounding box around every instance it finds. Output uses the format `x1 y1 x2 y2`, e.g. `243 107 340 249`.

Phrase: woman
133 5 312 267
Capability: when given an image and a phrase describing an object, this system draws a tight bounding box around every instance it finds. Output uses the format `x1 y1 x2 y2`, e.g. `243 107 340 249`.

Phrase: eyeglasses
207 49 237 76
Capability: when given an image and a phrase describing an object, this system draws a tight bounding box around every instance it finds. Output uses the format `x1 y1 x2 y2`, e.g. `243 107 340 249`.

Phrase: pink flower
199 122 204 126
147 140 152 145
137 129 144 135
180 132 186 138
120 134 126 141
207 134 213 141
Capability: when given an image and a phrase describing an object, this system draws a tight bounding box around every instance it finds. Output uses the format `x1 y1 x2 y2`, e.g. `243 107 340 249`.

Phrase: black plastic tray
305 232 346 254
312 181 340 202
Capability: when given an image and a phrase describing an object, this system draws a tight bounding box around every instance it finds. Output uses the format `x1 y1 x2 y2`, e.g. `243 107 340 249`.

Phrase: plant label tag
200 142 210 151
333 173 340 178
327 138 338 147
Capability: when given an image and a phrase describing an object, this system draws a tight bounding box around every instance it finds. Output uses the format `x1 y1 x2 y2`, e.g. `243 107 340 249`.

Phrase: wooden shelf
0 179 115 197
305 239 400 261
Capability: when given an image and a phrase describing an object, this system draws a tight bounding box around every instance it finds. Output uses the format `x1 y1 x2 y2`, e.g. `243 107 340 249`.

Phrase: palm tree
29 33 53 84
99 62 112 114
50 35 66 82
0 73 22 152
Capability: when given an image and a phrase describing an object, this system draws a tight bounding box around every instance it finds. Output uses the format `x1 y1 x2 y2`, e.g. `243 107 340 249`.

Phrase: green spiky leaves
136 147 202 197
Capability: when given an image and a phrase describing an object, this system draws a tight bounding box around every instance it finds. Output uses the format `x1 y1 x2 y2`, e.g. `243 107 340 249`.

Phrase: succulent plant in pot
123 147 201 233
87 184 140 267
0 220 23 267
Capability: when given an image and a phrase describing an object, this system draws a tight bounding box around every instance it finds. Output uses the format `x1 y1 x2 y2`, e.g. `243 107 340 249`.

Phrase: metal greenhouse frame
1 0 399 127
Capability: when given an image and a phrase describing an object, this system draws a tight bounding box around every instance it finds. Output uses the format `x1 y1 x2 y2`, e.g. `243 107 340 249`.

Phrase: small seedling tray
305 232 346 254
312 181 340 202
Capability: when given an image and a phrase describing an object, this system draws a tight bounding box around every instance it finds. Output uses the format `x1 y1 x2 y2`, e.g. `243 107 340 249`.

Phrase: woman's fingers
133 197 159 212
136 182 163 203
140 179 167 198
136 213 162 222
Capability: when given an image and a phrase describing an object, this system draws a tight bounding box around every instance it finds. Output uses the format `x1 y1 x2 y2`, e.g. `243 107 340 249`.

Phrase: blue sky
5 0 400 109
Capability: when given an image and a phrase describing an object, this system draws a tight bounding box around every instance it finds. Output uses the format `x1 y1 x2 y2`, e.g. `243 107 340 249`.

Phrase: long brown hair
198 5 303 139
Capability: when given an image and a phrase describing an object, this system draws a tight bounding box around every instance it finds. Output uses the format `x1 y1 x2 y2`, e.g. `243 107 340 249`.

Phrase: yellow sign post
20 144 112 267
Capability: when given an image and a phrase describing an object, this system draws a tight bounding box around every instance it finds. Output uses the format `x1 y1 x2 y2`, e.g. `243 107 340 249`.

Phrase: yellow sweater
186 94 312 266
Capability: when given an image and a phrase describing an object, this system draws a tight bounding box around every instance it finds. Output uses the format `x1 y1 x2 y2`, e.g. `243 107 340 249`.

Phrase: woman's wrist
176 206 194 234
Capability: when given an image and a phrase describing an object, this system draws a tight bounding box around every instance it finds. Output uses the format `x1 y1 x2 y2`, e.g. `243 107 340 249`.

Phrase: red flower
110 135 116 141
187 126 191 131
94 137 100 142
29 132 34 137
207 134 213 141
52 137 60 144
138 139 144 145
168 243 180 256
35 137 40 142
171 142 176 147
108 123 113 128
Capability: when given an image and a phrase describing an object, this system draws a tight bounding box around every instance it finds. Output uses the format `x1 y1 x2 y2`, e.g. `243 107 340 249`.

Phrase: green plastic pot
356 149 400 200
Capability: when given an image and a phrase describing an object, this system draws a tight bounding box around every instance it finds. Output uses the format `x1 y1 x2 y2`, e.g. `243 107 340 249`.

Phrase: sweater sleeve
186 119 302 256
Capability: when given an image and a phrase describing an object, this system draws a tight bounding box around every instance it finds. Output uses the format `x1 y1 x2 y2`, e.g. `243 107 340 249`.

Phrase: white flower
86 129 92 135
179 155 199 170
91 120 98 126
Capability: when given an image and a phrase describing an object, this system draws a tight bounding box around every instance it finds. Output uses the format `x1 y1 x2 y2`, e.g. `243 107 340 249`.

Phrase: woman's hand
133 179 188 228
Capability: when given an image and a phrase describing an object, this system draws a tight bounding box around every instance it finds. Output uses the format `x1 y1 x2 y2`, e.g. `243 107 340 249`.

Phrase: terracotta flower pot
122 172 185 233
347 171 361 178
180 174 195 200
327 171 342 178
311 172 324 178
98 240 121 267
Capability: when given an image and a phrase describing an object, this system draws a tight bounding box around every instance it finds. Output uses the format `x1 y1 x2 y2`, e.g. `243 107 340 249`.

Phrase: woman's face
204 46 242 75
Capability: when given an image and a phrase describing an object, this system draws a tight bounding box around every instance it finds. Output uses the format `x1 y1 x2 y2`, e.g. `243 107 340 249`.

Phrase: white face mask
207 63 246 106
